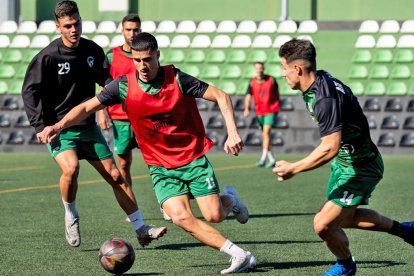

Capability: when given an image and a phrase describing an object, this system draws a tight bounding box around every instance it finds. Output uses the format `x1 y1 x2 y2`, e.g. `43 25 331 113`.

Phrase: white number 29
58 62 70 75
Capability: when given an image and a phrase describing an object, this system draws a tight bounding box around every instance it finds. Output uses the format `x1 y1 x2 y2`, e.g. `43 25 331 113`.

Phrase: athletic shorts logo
87 56 94 68
52 146 61 154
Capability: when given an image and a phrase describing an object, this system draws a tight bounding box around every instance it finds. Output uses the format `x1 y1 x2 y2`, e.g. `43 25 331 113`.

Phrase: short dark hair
279 39 317 72
131 32 158 52
122 14 141 26
54 0 79 21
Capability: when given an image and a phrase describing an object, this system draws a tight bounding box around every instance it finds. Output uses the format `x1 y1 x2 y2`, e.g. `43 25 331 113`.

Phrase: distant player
274 38 414 276
38 32 257 274
243 62 280 168
22 1 166 248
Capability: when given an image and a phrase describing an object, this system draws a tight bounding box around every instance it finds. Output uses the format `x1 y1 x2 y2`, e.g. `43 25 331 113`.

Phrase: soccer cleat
136 224 167 247
223 186 249 224
265 161 276 169
399 221 414 246
160 207 172 222
323 260 357 276
65 216 80 247
220 251 257 274
255 161 265 167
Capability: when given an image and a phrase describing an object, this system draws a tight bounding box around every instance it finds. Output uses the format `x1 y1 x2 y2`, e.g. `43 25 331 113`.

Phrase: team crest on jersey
87 56 94 67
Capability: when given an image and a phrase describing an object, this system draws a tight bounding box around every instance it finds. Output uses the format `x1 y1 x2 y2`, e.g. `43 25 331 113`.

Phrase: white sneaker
65 216 80 247
136 224 167 247
223 186 249 224
221 251 257 274
160 208 172 221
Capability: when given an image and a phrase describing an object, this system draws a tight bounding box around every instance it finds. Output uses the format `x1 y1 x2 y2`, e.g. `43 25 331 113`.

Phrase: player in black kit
22 0 166 248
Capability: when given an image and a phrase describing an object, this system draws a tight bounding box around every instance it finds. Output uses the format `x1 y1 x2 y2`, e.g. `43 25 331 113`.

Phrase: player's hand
39 125 61 144
272 160 295 182
224 132 243 156
243 109 249 117
97 114 110 130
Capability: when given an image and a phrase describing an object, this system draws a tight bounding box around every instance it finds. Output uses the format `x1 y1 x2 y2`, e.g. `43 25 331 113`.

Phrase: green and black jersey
303 70 378 165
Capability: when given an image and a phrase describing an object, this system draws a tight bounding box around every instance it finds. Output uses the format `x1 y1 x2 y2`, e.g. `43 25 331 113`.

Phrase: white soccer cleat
136 224 167 247
160 207 172 221
65 216 80 247
220 251 257 274
223 186 249 224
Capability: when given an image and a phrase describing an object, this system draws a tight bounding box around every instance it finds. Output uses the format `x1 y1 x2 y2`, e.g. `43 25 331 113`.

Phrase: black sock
389 220 403 237
337 255 353 266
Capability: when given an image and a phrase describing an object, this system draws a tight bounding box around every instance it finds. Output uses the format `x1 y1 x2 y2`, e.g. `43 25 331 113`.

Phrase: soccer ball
98 237 135 274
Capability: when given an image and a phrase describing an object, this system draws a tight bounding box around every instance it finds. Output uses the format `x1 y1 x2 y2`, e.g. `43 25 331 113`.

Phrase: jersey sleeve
315 97 342 137
245 81 252 95
174 67 209 98
96 76 125 106
95 47 110 87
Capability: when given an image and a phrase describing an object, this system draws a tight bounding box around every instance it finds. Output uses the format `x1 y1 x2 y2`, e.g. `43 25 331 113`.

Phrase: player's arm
243 84 252 117
97 85 111 130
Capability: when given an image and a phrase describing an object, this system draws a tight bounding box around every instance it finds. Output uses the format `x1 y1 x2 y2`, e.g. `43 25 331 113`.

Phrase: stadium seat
92 35 110 48
206 49 226 63
185 49 205 63
381 115 399 129
266 65 282 78
200 65 221 79
196 20 216 33
17 21 37 33
0 81 7 94
385 98 403 112
190 35 211 48
387 82 407 96
236 82 249 95
29 132 41 145
369 65 389 79
271 132 284 146
0 65 16 79
231 35 252 48
3 49 23 63
241 66 255 80
141 20 157 33
15 114 30 128
267 51 281 63
30 35 50 48
82 20 96 34
363 98 381 112
400 20 414 33
176 20 196 33
297 20 318 33
233 98 245 111
37 20 56 34
403 117 414 129
180 65 200 78
366 115 377 129
251 35 272 48
277 20 297 33
377 132 396 147
216 20 237 33
206 115 224 129
0 35 10 48
358 20 379 33
274 115 289 129
355 35 376 48
10 35 30 48
400 133 414 147
0 113 11 127
376 35 397 48
279 82 298 96
96 21 117 33
297 34 314 43
0 20 18 33
365 82 386 96
221 65 242 79
164 49 185 63
352 49 372 63
372 49 393 63
211 34 232 48
206 131 222 146
407 99 414 111
15 65 28 79
393 49 414 63
249 117 259 128
390 66 411 79
347 81 364 96
195 98 209 111
348 65 368 79
218 81 237 95
234 114 247 128
22 49 40 63
155 35 170 48
245 131 262 146
280 97 294 111
257 20 277 33
156 20 176 33
170 35 191 48
273 35 292 48
379 20 400 33
227 49 247 63
397 35 414 48
7 130 25 145
236 20 257 33
8 80 24 95
247 49 267 63
109 35 124 48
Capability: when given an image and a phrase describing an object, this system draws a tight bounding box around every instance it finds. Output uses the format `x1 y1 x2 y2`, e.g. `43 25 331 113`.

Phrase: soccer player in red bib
39 32 257 274
243 62 280 168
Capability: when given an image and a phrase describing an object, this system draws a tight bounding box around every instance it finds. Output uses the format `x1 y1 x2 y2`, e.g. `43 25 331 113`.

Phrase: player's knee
204 211 225 223
62 163 80 178
108 168 123 184
313 219 331 238
171 212 196 229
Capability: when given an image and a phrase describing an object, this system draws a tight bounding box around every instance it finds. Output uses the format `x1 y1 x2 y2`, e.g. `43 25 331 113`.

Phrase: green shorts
149 155 220 206
112 120 138 155
47 124 112 160
326 153 384 207
257 113 278 129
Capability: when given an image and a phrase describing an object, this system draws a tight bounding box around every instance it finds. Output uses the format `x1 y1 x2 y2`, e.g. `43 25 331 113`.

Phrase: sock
62 198 79 219
389 220 404 237
260 150 268 162
128 210 145 231
337 255 353 266
267 151 275 163
220 239 246 257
